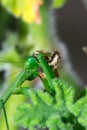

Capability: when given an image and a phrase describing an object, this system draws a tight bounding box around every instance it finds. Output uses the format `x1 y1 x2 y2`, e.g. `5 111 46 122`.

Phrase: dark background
55 0 87 84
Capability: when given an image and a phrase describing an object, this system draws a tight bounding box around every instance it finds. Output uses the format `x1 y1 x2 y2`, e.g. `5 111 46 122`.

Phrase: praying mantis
0 50 60 130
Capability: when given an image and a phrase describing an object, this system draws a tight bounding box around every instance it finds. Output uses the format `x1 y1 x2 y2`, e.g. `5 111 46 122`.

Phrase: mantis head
24 56 40 80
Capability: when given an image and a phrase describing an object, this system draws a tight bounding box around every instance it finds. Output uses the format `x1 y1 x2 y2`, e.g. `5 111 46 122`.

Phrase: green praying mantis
0 50 60 130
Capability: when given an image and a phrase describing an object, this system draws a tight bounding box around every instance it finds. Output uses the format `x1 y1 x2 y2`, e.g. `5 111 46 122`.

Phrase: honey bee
33 50 60 78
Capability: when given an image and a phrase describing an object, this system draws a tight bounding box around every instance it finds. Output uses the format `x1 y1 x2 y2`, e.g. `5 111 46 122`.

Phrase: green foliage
1 0 68 23
52 0 67 8
70 91 87 127
14 78 87 130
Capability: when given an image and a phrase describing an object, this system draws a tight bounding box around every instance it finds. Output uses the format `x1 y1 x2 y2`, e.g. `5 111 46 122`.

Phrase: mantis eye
24 56 39 70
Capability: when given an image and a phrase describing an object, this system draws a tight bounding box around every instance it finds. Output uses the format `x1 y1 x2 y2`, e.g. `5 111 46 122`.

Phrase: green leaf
14 86 74 130
14 78 87 129
78 102 87 127
70 97 87 117
69 88 87 128
53 78 76 109
52 0 67 8
46 114 73 130
70 96 87 127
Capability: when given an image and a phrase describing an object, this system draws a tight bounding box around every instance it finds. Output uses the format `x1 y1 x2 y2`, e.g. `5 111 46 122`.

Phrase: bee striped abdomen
46 51 60 69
